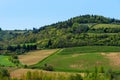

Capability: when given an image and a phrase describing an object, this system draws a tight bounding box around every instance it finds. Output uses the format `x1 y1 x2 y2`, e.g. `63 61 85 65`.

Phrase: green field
33 46 120 72
0 55 15 67
92 24 120 29
58 46 120 55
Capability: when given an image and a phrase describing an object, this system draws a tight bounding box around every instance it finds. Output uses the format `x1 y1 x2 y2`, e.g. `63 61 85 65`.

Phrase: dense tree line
0 28 2 31
6 44 37 54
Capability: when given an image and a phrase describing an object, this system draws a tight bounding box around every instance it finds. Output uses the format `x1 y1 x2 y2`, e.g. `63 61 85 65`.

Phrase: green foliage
0 28 2 31
0 68 10 80
0 68 10 77
59 46 120 55
26 71 32 80
23 65 28 68
92 24 120 29
43 63 54 71
89 24 120 33
99 66 105 73
1 15 120 49
15 49 26 55
1 15 120 80
72 23 89 33
69 74 83 80
6 44 37 55
9 54 21 67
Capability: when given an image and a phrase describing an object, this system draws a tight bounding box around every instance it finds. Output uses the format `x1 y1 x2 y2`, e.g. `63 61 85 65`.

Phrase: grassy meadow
33 46 120 72
0 55 15 67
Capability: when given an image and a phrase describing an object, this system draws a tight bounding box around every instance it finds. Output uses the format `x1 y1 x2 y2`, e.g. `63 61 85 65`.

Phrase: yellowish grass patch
19 49 58 65
101 52 120 67
10 69 84 79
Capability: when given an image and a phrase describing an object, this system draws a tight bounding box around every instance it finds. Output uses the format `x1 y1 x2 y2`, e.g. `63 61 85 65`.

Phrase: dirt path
19 49 58 65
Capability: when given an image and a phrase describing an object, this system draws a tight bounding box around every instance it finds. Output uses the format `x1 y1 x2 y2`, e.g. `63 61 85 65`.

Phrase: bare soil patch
72 54 85 57
106 53 120 66
101 52 120 67
101 53 106 56
70 64 82 68
19 49 58 65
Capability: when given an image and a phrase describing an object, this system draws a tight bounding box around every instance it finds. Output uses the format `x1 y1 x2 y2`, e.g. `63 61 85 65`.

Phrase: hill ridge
0 14 120 50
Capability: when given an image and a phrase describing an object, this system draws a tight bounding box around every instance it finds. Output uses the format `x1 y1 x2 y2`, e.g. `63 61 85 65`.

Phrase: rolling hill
0 15 120 80
0 14 120 50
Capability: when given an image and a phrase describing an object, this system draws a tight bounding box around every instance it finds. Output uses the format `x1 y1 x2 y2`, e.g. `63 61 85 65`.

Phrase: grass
92 24 120 29
58 46 120 55
0 55 15 67
33 46 120 72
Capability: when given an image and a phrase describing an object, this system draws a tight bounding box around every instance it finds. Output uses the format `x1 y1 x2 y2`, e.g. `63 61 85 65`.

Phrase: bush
23 65 28 68
69 74 83 80
0 68 10 77
43 64 54 71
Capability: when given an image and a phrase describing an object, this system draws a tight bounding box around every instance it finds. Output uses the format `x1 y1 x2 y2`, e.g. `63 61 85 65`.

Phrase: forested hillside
0 30 28 49
0 15 120 50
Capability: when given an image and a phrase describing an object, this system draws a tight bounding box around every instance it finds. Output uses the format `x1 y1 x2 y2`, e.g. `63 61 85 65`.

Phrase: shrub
69 74 83 80
0 68 10 78
23 65 28 68
43 64 54 71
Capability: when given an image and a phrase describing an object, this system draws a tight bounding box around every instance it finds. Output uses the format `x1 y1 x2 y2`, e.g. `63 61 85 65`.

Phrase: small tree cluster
6 44 37 54
9 55 20 66
43 64 54 71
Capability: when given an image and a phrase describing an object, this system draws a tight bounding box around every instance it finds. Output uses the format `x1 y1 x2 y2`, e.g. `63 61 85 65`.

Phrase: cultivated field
33 46 120 72
10 46 120 79
19 49 58 65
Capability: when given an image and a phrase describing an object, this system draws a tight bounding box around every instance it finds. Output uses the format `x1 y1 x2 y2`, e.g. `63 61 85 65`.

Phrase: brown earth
106 53 120 66
70 64 83 68
101 52 120 67
72 53 85 57
19 49 58 65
